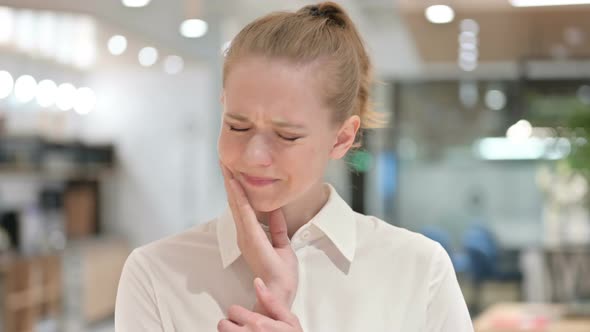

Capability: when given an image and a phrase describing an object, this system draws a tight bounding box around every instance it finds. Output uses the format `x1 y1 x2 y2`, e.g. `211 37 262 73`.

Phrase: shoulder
115 220 223 331
353 212 446 267
129 217 222 272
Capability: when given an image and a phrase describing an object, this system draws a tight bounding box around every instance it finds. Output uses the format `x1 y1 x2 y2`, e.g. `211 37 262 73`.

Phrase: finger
217 318 244 332
220 162 235 207
220 162 244 235
254 277 294 323
219 161 234 180
268 209 291 248
220 163 236 206
226 305 257 327
229 179 271 246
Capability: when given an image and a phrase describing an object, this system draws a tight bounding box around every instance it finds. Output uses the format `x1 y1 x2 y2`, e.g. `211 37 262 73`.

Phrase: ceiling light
38 12 58 58
14 75 37 103
425 5 455 24
510 0 590 6
138 46 158 67
56 83 76 111
15 10 35 52
459 49 478 62
459 60 477 72
122 0 151 8
74 87 96 115
0 6 14 44
485 90 507 111
0 70 14 99
460 19 479 34
108 35 127 55
460 42 477 51
73 42 96 69
36 79 58 108
180 19 208 38
72 16 96 69
507 120 533 141
164 55 184 74
475 137 569 160
459 81 479 108
459 31 477 45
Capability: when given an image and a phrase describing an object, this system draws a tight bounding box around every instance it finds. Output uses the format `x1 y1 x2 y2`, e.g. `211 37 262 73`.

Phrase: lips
240 173 279 187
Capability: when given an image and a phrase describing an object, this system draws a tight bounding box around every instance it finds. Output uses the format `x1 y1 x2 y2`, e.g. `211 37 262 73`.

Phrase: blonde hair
223 2 387 147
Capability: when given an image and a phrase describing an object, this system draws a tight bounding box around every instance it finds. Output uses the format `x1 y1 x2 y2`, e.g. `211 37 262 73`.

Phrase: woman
115 2 474 331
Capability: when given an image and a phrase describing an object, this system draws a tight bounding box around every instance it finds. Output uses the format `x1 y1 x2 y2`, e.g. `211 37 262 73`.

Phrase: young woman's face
218 57 344 212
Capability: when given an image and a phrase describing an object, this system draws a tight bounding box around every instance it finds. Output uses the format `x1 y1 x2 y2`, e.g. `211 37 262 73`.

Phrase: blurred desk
63 237 130 324
487 221 590 302
543 245 590 302
521 245 590 302
474 303 590 332
0 252 62 332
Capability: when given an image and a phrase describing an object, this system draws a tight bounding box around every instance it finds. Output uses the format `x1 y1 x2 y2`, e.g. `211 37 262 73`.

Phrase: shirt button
301 230 311 240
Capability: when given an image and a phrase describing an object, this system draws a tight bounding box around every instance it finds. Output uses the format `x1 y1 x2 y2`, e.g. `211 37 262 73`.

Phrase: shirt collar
217 183 357 269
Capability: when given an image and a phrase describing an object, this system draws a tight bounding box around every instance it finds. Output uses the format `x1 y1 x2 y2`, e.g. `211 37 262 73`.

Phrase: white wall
82 64 226 247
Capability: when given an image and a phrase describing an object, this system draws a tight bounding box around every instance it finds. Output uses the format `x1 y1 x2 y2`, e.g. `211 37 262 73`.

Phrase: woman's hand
218 278 303 332
220 163 299 311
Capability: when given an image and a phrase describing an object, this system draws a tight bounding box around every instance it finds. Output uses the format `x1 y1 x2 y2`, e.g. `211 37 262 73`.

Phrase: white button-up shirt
115 184 474 331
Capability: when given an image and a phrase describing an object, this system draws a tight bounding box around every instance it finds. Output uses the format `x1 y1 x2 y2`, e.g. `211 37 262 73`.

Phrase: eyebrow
224 113 307 130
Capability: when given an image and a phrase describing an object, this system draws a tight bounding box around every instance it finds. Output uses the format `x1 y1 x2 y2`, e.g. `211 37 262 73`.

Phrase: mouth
240 173 279 187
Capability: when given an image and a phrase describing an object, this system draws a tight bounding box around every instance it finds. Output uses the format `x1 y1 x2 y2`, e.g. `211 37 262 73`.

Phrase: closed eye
277 134 301 142
229 125 249 132
229 124 302 141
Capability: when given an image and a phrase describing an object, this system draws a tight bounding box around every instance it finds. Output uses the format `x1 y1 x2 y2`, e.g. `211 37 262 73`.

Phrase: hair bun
308 2 347 27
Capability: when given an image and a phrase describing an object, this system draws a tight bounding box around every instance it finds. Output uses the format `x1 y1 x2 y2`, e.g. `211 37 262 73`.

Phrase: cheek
281 145 326 178
218 133 241 164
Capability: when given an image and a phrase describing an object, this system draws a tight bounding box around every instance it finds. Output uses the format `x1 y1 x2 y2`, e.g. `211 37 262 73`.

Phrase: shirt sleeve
115 249 165 332
425 243 474 332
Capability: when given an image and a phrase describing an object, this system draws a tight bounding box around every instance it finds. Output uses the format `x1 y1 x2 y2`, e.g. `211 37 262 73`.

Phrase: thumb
254 277 293 322
268 208 290 248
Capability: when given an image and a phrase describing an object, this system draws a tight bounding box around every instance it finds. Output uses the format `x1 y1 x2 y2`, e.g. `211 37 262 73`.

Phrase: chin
245 190 289 212
249 198 282 212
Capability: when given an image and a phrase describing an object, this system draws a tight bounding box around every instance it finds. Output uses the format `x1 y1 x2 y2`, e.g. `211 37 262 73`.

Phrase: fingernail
254 277 267 292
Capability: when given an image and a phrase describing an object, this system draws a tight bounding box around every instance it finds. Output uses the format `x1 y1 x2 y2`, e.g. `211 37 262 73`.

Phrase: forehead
223 57 328 122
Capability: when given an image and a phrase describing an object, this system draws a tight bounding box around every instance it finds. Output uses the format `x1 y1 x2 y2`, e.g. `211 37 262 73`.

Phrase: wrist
268 283 296 308
253 281 296 315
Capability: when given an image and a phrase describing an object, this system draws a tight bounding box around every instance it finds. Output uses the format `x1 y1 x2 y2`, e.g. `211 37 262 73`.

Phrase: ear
329 115 361 160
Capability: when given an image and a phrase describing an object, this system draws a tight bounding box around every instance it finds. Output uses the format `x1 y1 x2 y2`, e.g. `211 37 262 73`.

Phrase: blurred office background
0 0 589 331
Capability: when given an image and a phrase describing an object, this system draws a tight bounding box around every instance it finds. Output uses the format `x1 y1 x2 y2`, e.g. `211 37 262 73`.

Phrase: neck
257 182 329 239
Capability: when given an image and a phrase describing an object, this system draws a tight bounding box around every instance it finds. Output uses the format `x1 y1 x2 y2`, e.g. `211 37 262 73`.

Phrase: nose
243 134 273 167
